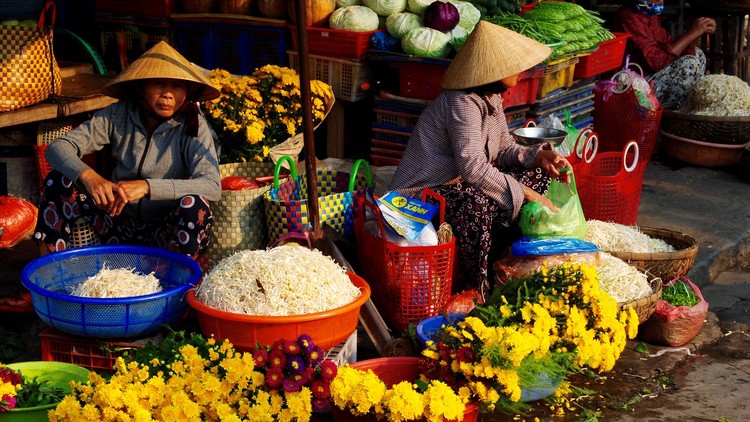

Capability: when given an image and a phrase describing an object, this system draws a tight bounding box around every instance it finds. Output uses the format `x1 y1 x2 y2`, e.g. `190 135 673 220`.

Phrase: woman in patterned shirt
390 21 572 299
614 0 715 108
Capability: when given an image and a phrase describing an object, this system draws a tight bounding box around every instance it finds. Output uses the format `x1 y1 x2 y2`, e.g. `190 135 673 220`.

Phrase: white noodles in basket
72 266 162 298
195 245 361 316
585 220 674 253
596 253 655 303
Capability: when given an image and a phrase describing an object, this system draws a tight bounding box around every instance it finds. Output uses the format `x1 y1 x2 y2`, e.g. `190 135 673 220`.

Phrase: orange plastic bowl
187 272 370 351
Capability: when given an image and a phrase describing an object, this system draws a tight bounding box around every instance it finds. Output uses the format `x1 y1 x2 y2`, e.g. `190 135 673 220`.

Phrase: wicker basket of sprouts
585 221 698 283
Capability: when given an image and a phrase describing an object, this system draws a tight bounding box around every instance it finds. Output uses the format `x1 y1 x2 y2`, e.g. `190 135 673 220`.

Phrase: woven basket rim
605 226 698 261
617 273 662 323
664 110 750 123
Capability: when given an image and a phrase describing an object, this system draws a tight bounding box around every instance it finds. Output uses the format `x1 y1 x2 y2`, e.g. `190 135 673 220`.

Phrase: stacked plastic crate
94 1 175 71
286 26 381 158
172 14 288 75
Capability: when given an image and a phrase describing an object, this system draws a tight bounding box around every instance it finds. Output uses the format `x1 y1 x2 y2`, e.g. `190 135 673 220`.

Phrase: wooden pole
294 1 321 236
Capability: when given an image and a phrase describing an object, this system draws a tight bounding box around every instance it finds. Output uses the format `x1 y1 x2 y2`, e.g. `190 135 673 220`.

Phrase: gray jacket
46 101 221 223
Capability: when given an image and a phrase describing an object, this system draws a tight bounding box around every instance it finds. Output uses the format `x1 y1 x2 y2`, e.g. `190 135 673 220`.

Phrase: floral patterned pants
649 48 706 109
432 167 551 300
34 170 213 257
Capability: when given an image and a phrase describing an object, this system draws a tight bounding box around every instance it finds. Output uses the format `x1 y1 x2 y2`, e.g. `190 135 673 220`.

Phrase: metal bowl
512 127 568 147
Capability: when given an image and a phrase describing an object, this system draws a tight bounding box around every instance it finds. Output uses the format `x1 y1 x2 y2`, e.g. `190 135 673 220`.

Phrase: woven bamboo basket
200 161 276 272
661 110 750 145
618 273 662 324
606 227 698 282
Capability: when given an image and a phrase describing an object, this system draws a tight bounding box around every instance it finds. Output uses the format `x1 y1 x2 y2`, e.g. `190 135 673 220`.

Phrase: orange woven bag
0 1 62 112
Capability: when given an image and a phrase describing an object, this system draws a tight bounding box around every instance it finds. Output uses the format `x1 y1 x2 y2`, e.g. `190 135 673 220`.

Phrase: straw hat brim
102 41 220 102
441 21 552 90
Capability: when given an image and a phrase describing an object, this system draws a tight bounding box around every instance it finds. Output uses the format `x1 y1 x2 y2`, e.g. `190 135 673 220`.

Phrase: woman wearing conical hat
34 41 222 259
390 21 572 299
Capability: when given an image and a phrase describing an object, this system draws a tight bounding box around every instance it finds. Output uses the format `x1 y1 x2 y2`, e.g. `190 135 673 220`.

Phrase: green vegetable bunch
14 375 66 408
484 1 614 59
661 280 701 307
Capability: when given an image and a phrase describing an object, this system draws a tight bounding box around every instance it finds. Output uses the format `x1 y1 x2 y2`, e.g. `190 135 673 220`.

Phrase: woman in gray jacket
34 41 221 259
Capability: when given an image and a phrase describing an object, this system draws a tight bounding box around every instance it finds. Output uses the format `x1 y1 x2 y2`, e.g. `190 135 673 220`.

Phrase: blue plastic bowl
21 245 202 339
415 313 466 348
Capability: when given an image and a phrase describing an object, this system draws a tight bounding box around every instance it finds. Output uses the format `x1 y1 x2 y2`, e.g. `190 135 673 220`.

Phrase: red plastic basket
288 26 381 60
391 60 449 101
502 65 545 108
592 76 663 162
354 189 455 333
39 328 148 373
576 140 647 225
574 32 630 79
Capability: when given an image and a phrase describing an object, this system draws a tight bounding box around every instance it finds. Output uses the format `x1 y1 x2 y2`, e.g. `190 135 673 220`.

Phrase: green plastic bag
519 169 587 239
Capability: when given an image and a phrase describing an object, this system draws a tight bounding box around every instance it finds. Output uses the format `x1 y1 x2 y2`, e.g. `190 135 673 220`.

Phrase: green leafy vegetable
633 342 650 354
661 280 700 307
14 374 66 408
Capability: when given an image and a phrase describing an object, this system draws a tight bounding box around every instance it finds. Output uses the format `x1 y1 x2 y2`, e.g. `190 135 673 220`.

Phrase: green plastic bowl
2 362 90 422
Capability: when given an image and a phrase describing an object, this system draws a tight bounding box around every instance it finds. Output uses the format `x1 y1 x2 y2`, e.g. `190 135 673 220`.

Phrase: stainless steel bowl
512 127 568 147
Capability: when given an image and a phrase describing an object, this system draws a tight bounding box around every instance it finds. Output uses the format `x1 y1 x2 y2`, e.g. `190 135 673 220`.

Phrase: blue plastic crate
174 21 287 75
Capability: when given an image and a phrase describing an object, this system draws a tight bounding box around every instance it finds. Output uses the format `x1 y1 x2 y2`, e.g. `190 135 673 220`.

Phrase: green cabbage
337 0 361 6
329 5 380 31
407 0 436 16
450 1 480 31
385 12 423 39
401 27 451 58
362 0 408 16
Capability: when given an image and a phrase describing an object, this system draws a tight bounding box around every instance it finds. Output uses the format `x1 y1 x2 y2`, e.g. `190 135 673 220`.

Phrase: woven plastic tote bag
0 0 62 112
263 156 373 244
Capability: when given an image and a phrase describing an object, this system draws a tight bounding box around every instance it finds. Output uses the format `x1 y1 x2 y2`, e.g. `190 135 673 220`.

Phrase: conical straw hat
102 41 220 102
441 21 551 90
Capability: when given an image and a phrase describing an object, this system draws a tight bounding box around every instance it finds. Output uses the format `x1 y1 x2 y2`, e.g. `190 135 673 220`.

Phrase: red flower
269 349 287 369
319 360 338 380
283 377 302 393
312 397 330 411
284 340 301 356
311 379 331 399
1 394 17 412
252 349 269 368
271 339 286 352
265 367 284 389
0 368 21 386
456 345 476 363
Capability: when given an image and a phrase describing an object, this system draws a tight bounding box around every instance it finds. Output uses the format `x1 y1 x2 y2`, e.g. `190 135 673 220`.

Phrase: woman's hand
524 185 558 213
78 169 122 215
532 146 572 184
110 180 150 217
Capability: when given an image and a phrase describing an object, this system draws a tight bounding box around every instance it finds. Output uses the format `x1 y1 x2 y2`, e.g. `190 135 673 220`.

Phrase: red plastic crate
288 26 381 60
39 328 152 373
391 61 449 101
502 65 546 108
95 0 175 18
574 32 630 79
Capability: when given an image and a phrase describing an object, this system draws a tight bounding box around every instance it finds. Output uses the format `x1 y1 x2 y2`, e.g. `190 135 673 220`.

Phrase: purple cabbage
423 1 460 33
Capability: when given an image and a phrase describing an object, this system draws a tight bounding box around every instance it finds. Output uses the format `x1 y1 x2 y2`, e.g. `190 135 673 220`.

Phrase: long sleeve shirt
46 100 222 223
615 7 695 74
389 89 539 219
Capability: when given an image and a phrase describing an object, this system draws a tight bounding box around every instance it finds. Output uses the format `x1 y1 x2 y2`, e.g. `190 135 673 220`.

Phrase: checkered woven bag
0 0 62 112
264 156 373 244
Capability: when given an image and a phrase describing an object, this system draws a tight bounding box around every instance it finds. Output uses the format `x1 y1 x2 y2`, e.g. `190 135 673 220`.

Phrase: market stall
0 0 737 420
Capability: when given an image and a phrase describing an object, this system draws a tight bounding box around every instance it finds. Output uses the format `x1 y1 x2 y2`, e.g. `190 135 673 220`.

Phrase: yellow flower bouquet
204 65 334 164
420 261 640 414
